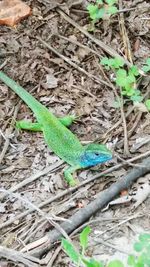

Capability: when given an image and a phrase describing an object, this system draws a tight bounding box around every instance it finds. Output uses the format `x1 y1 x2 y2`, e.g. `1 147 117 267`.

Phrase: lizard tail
0 71 50 122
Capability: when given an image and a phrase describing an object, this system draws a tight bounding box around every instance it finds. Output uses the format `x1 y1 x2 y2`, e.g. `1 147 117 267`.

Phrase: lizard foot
64 165 80 186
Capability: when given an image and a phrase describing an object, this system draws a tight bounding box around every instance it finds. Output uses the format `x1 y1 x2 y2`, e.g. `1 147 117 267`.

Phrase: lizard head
80 143 112 168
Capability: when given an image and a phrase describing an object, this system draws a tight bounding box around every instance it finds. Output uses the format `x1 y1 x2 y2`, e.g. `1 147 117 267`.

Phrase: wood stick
23 156 150 257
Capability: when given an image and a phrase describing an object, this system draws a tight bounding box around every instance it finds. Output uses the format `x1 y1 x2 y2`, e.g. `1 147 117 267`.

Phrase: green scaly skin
0 71 112 186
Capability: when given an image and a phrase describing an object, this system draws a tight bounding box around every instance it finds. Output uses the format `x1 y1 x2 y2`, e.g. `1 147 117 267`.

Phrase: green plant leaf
106 0 117 5
145 99 150 111
83 258 104 267
135 254 146 267
127 73 136 83
87 4 99 20
142 65 150 73
130 95 143 103
107 260 124 267
101 57 124 69
100 57 111 68
129 66 139 76
139 233 150 242
80 226 91 252
144 256 150 266
87 4 106 20
146 58 150 64
112 57 124 68
116 69 127 87
134 242 144 252
123 74 136 95
128 255 136 266
107 5 118 14
96 8 106 19
116 68 127 77
124 86 135 96
134 262 144 267
140 252 150 266
142 58 150 73
96 0 103 4
134 89 141 95
62 238 80 264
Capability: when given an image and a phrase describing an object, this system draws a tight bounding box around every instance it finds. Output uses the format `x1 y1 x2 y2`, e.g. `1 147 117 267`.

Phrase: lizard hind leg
59 115 77 127
16 121 42 131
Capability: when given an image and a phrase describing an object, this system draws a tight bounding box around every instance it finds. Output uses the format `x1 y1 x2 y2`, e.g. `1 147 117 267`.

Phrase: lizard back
0 71 84 166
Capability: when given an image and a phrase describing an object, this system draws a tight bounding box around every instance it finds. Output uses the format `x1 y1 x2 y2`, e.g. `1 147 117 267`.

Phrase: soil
0 0 150 266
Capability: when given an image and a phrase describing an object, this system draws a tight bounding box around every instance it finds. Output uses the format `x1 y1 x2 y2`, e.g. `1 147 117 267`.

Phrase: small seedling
62 229 150 267
62 238 80 265
128 233 150 267
100 57 124 70
100 57 150 108
62 226 92 266
116 67 142 101
87 0 118 24
142 58 150 73
80 225 91 255
145 99 150 111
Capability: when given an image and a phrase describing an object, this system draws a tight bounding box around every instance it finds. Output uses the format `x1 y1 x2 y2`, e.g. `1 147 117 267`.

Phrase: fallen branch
23 156 150 257
0 246 40 267
1 150 150 230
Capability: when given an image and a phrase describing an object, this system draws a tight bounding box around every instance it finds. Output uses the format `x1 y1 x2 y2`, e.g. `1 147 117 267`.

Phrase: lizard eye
94 152 99 156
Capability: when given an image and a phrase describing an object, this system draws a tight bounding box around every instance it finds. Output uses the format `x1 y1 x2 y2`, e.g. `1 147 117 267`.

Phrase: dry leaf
0 203 6 213
45 74 58 89
132 183 150 210
0 0 31 27
102 195 132 211
134 102 148 112
76 47 90 60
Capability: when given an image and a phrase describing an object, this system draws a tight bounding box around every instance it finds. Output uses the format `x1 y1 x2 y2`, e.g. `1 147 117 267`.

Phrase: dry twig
0 160 64 201
0 103 21 164
57 8 132 67
37 36 111 88
0 246 40 267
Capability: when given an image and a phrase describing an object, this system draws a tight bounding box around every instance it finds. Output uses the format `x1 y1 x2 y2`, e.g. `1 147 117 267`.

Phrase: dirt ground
0 0 150 266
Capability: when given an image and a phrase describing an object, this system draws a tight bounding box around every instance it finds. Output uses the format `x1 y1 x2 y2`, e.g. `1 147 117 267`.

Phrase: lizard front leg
64 165 81 186
16 115 76 132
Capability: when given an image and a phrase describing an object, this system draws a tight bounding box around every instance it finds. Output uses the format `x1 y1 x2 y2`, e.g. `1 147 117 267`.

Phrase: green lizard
0 71 112 186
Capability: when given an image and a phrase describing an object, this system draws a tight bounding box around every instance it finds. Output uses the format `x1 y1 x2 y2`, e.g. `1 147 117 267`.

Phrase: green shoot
83 258 104 267
145 99 150 111
107 260 124 267
62 238 80 264
129 233 150 267
62 229 150 267
87 0 118 24
142 58 150 73
101 57 124 70
80 226 91 255
100 57 150 106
